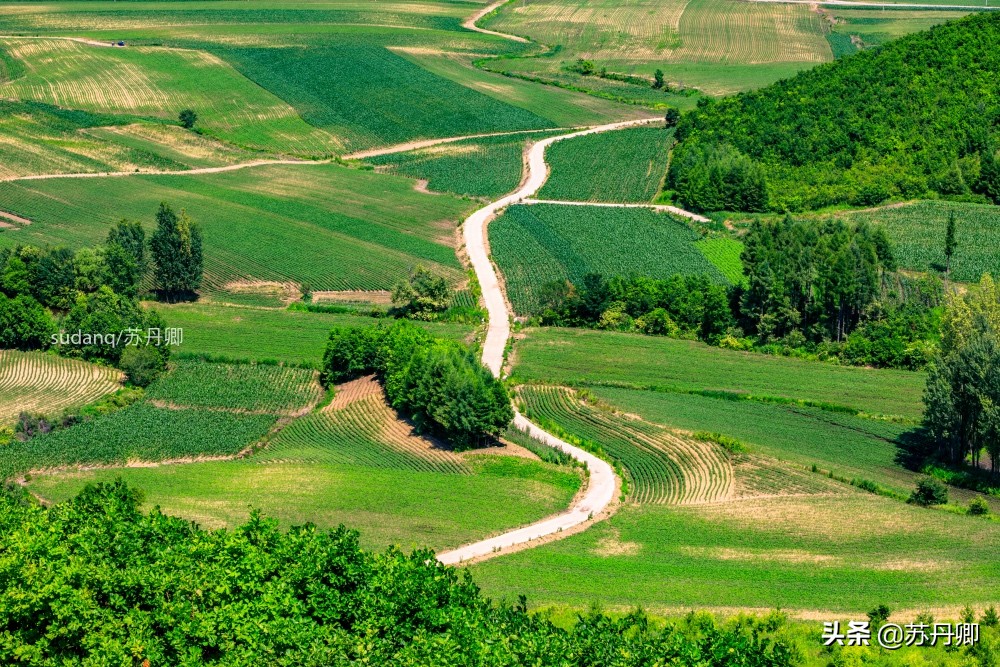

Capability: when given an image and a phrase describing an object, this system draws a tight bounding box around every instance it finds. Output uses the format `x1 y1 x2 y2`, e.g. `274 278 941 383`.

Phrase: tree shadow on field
894 426 934 472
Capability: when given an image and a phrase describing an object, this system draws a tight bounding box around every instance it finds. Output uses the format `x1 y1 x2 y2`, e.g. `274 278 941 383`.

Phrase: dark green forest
670 12 1000 212
0 481 799 666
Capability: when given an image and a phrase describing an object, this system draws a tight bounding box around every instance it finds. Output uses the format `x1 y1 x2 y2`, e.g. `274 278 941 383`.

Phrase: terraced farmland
262 376 470 474
144 359 322 414
520 385 734 505
0 163 471 291
0 351 123 424
833 200 1000 283
366 131 564 199
490 204 724 314
537 126 673 202
512 327 927 420
0 38 339 155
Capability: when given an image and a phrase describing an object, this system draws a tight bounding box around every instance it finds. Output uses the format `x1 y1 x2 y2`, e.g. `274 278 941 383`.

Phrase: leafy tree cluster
671 12 1000 211
924 275 1000 474
740 216 897 342
391 265 452 319
150 202 203 300
667 142 769 213
538 274 734 344
0 480 799 666
534 219 940 370
321 321 513 448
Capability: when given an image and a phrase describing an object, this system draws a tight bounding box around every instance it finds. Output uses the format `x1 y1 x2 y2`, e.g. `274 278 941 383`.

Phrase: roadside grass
24 454 581 552
471 493 1000 613
537 126 674 203
0 350 123 425
490 204 724 315
511 327 926 420
0 163 473 291
157 302 474 367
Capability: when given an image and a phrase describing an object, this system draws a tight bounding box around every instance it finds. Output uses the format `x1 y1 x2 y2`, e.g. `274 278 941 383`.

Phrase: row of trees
0 480 800 665
534 218 939 370
670 12 1000 211
924 275 1000 474
321 321 512 448
0 203 201 384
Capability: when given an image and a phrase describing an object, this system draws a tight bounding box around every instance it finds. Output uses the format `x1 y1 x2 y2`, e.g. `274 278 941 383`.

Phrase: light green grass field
25 455 581 552
482 0 832 95
471 493 1000 614
490 204 725 314
512 327 926 419
157 302 474 366
537 126 674 202
0 37 340 155
0 163 472 291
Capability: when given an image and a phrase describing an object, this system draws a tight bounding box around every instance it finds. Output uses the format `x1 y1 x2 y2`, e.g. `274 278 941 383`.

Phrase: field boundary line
521 198 711 223
438 117 667 565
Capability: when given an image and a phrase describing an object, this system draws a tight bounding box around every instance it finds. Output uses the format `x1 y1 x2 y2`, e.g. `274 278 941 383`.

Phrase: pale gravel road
436 118 661 565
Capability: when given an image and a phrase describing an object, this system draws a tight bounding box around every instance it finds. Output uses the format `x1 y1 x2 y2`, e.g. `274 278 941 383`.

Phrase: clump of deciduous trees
321 321 512 448
0 480 800 666
669 12 1000 211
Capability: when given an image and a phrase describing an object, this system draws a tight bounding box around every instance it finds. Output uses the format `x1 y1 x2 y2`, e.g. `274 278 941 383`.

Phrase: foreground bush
0 481 799 666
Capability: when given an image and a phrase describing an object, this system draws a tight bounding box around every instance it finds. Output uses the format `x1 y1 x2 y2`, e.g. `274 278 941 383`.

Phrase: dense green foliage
673 12 1000 210
740 216 897 342
150 203 203 300
0 293 54 350
668 142 769 212
0 481 801 665
391 265 452 320
924 276 1000 474
321 322 512 447
489 204 725 315
538 126 674 203
538 273 734 344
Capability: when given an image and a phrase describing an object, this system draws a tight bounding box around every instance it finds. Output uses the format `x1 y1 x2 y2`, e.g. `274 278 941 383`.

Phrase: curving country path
437 117 662 565
0 159 330 184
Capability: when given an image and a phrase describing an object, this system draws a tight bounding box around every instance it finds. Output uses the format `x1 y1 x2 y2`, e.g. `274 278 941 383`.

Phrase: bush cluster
321 321 512 448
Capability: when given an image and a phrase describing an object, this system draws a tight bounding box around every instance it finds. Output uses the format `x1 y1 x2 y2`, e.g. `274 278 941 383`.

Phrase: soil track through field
437 116 667 565
746 0 997 8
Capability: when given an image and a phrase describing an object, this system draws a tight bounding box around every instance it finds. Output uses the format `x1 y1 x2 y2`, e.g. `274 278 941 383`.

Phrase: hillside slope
670 11 1000 212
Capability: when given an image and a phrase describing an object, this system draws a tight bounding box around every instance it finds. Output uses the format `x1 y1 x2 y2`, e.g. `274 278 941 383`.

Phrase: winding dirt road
437 118 661 565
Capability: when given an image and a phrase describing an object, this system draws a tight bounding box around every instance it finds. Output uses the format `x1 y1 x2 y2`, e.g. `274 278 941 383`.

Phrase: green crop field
157 302 474 366
537 126 673 202
490 204 725 314
365 131 566 199
471 492 1000 613
0 163 472 291
0 402 276 479
831 200 1000 283
0 350 123 424
144 359 322 414
0 37 340 155
520 385 735 505
25 454 582 552
694 236 745 284
483 0 833 96
512 327 926 419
